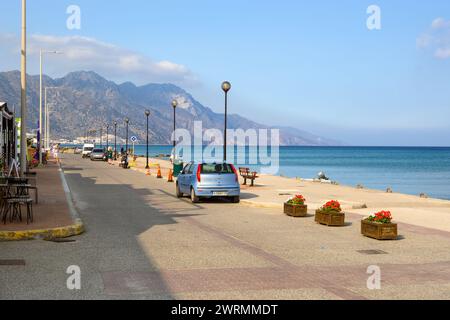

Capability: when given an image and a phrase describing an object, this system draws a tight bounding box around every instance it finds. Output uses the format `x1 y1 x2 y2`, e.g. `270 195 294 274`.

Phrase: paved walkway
0 160 75 233
123 156 450 233
0 154 449 299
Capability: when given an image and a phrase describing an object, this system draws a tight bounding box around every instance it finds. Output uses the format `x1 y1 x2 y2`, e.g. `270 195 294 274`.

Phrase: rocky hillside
0 70 341 145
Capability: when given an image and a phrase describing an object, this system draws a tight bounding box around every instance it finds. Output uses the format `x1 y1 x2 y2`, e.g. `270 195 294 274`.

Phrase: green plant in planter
362 210 397 240
284 194 307 217
315 200 345 226
317 200 342 214
366 211 392 224
287 195 306 206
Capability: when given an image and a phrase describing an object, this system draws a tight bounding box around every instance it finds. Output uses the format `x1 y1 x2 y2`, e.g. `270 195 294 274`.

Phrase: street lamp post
221 81 231 162
46 103 54 149
20 0 27 176
124 118 129 168
44 87 60 150
113 121 117 160
106 124 109 153
172 100 178 149
145 110 150 169
39 50 62 165
100 127 103 147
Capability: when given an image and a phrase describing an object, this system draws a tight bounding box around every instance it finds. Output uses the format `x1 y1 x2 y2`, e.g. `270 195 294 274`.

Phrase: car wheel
176 183 183 198
190 188 200 203
232 196 240 203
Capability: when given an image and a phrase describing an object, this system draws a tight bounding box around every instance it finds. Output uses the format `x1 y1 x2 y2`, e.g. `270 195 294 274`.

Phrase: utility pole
20 0 27 176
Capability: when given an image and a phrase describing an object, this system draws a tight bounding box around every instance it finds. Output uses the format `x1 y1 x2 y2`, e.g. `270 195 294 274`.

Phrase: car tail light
197 165 202 183
230 164 239 183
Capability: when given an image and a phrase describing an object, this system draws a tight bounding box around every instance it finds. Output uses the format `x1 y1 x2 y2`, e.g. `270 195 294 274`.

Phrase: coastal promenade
1 154 449 299
129 156 450 233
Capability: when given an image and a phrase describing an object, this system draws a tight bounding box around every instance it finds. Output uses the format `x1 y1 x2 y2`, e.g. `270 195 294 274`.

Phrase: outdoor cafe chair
2 197 33 224
0 181 34 225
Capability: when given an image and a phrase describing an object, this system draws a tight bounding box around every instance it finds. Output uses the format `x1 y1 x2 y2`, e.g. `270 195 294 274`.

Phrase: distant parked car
90 148 107 161
82 144 95 158
176 162 240 203
74 147 83 154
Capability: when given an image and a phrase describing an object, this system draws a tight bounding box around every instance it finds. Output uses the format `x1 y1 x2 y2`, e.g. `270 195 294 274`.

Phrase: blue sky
1 0 450 146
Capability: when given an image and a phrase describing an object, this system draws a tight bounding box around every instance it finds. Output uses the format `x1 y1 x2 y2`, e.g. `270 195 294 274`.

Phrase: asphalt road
1 154 449 300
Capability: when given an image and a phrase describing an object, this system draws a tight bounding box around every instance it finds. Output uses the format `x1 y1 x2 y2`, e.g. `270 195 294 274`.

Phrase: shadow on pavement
63 166 206 299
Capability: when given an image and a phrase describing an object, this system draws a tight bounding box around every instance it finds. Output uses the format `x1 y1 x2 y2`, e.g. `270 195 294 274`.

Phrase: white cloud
431 17 450 29
417 18 450 59
435 48 450 59
0 33 199 87
416 33 432 48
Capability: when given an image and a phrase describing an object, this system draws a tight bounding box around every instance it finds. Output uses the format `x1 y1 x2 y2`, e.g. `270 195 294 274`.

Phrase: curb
241 200 282 209
240 200 368 211
0 162 85 242
0 222 84 241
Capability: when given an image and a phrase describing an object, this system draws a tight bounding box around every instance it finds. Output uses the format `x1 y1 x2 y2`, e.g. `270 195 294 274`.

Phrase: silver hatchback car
176 162 241 203
90 148 106 161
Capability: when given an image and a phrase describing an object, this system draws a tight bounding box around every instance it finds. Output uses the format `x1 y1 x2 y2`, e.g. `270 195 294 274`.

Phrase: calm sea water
66 145 450 200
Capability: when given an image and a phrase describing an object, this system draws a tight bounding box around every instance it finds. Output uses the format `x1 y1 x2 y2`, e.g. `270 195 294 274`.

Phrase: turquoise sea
66 145 450 200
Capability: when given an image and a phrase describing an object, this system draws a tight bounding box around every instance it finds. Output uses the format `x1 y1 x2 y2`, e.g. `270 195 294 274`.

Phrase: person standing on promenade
52 144 60 162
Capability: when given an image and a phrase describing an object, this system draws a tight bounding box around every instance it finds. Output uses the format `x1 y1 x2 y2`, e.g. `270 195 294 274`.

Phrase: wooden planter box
315 210 345 226
284 203 308 217
361 220 398 240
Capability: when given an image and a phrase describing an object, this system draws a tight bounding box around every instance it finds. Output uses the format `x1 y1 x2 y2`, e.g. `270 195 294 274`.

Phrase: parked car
176 162 240 203
74 147 83 154
82 144 95 158
90 148 107 161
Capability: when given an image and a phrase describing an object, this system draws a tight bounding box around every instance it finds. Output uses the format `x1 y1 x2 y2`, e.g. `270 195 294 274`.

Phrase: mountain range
0 70 341 146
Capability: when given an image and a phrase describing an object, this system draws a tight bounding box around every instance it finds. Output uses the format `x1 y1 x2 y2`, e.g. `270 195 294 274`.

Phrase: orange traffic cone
157 166 163 179
167 169 174 183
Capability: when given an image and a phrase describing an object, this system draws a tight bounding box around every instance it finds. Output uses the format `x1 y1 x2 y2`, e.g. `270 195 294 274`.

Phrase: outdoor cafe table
5 177 29 184
0 183 32 197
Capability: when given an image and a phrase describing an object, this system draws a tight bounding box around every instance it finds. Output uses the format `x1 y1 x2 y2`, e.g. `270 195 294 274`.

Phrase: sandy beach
119 155 450 233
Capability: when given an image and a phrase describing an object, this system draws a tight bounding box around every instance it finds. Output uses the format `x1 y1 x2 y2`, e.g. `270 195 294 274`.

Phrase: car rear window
201 164 234 174
93 149 104 153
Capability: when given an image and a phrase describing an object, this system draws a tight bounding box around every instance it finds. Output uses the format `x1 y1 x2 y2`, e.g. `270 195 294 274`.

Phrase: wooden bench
239 168 259 187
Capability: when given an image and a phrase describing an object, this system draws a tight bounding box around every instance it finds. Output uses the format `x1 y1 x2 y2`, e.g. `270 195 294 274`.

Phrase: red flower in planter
319 200 342 213
288 195 306 206
367 211 393 224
